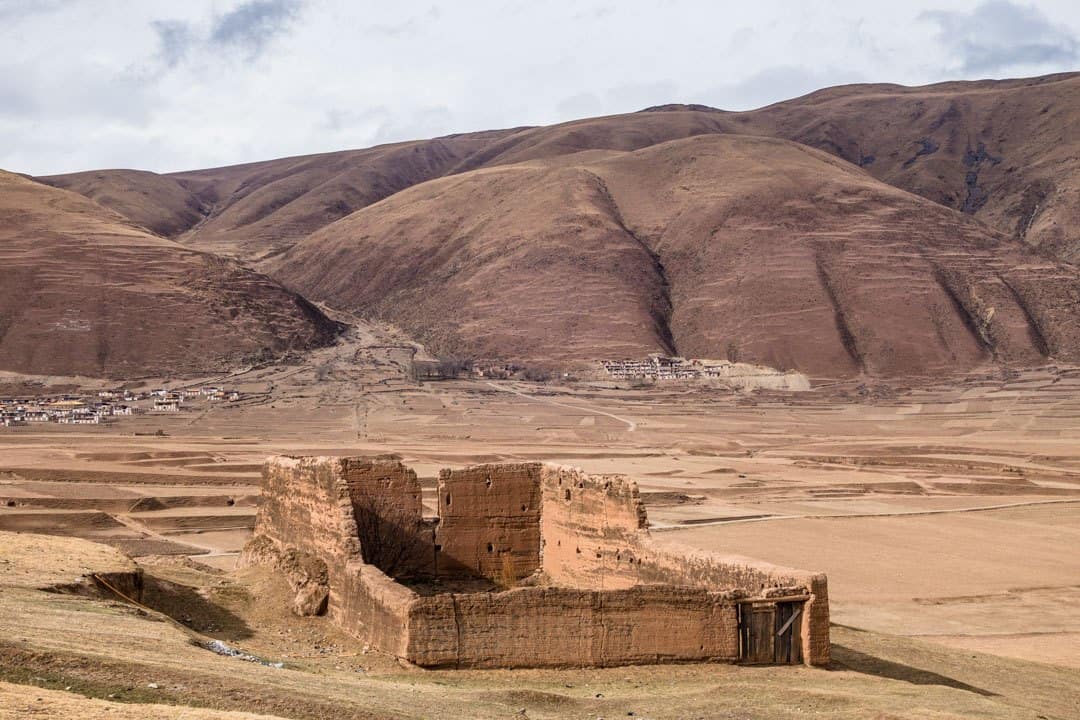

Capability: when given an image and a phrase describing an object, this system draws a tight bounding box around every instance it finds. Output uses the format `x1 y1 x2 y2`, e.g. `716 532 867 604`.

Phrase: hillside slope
165 130 522 262
743 72 1080 263
0 171 341 378
268 135 1080 378
44 74 1080 266
39 168 207 238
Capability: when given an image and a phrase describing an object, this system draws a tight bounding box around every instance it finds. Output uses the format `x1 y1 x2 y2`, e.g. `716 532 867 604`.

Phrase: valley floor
1 321 1079 717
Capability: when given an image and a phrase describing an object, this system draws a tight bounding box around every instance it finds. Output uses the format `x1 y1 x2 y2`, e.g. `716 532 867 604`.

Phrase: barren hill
742 72 1080 263
268 134 1080 378
44 73 1080 268
39 168 207 239
0 171 341 378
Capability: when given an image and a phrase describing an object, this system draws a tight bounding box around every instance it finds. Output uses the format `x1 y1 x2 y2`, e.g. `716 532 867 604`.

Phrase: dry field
2 326 1079 717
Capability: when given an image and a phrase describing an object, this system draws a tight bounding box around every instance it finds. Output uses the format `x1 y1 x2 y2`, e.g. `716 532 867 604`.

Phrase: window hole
486 543 494 553
445 493 452 506
564 489 571 501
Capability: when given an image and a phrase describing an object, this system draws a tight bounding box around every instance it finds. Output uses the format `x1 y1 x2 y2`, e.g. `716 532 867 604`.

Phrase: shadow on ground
141 573 254 640
830 642 998 697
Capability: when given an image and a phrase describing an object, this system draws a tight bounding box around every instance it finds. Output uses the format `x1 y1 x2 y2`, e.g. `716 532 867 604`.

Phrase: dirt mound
0 530 140 596
0 171 342 378
270 134 1080 378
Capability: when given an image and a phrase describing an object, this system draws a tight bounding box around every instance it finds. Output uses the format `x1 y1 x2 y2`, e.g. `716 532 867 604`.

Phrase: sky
2 0 1078 175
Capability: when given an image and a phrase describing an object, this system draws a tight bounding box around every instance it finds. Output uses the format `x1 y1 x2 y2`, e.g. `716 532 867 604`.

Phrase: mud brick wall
539 465 651 589
240 456 363 585
635 544 830 665
435 463 543 582
537 464 829 665
341 457 434 578
245 456 830 667
240 456 415 652
405 586 740 668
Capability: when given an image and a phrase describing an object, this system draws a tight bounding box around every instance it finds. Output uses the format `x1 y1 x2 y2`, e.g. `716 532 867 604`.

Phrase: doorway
738 600 803 664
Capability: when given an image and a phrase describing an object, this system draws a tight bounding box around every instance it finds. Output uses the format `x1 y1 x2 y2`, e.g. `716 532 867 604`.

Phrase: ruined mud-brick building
241 456 829 668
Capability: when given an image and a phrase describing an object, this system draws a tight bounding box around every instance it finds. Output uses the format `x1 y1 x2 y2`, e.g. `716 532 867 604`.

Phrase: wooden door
773 601 803 664
738 603 776 664
739 601 803 664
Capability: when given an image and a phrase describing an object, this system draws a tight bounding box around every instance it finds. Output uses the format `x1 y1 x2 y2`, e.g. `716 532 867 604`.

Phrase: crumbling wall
539 466 648 589
537 464 829 664
341 457 434 579
244 455 830 668
405 586 740 668
239 455 418 654
435 463 543 583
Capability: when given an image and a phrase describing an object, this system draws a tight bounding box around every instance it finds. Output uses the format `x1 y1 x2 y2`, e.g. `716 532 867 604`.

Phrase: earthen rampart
241 456 830 668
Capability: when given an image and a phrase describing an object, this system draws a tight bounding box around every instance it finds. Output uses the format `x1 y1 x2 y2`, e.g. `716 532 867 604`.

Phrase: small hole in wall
434 544 442 552
595 551 602 559
564 489 571 501
445 493 452 506
575 547 581 554
485 475 492 488
487 543 494 553
557 540 561 547
225 498 235 507
615 551 621 561
520 504 527 512
5 500 15 507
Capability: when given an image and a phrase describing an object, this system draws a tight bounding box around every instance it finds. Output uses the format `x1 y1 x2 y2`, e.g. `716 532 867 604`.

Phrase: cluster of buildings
0 386 242 427
601 355 743 381
147 386 240 413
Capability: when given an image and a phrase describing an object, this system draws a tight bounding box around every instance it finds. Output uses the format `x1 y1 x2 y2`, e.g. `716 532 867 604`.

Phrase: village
601 355 781 381
0 385 243 427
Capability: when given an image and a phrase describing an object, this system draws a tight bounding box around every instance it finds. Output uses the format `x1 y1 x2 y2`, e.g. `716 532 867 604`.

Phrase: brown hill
0 171 341 378
166 130 520 262
268 134 1080 378
39 168 207 238
743 72 1080 263
43 73 1080 267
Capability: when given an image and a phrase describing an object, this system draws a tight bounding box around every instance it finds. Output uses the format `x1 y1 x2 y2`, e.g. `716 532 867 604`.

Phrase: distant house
0 412 26 427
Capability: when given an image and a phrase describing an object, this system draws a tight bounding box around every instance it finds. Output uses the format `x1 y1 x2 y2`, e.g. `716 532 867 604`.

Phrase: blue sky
1 0 1077 175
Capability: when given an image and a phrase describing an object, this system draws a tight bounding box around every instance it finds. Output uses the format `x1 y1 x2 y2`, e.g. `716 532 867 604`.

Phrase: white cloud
0 0 1077 175
921 0 1078 74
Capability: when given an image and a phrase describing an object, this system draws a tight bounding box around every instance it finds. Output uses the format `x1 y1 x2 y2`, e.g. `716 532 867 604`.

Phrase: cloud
921 0 1078 74
0 0 73 22
146 0 303 71
210 0 302 57
152 20 195 68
